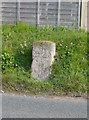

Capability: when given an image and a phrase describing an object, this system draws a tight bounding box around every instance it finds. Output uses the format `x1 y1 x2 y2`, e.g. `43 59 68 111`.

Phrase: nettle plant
2 51 17 73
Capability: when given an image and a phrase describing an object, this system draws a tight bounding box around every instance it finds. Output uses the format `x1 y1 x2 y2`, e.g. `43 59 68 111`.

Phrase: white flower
24 43 27 47
60 44 62 46
20 44 23 48
21 51 24 54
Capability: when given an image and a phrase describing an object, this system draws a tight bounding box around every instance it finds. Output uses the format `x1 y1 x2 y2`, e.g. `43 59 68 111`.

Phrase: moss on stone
33 41 55 47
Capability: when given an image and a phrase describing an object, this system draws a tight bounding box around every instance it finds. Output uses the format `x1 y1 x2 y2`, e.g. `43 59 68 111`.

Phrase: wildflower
20 44 23 48
8 33 11 36
21 51 24 54
15 64 18 67
71 42 73 45
24 42 27 47
60 44 62 46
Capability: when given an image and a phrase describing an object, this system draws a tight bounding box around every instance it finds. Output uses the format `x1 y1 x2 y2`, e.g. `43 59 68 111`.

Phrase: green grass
2 22 88 97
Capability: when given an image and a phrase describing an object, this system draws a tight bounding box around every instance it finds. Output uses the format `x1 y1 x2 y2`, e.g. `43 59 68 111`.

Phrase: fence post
78 0 81 30
57 0 60 26
16 0 20 23
37 0 40 26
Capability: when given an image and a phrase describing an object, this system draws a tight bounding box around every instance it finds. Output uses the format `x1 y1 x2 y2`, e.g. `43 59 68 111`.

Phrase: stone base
31 41 56 81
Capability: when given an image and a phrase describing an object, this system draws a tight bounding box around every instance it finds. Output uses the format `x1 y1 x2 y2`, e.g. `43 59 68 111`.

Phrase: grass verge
2 22 88 97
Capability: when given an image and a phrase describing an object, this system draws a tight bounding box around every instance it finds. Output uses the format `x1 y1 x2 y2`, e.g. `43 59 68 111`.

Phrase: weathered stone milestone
31 41 56 81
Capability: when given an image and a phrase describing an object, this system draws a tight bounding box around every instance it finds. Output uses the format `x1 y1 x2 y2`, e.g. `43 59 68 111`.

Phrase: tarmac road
1 93 87 118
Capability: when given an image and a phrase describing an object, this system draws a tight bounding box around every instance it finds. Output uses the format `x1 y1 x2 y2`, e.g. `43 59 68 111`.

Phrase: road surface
1 93 87 118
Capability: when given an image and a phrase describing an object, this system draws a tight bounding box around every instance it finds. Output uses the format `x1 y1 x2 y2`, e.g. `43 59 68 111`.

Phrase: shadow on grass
14 48 33 71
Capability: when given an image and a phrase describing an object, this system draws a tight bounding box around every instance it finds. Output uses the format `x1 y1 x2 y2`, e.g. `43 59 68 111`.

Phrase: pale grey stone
31 41 56 81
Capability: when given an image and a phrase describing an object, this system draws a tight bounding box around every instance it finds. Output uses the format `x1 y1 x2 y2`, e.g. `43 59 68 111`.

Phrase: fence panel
2 2 17 24
60 2 79 28
39 2 58 26
1 1 81 28
20 2 37 25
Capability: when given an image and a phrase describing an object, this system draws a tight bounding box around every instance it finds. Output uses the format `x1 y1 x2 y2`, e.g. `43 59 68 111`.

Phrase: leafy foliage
2 51 18 73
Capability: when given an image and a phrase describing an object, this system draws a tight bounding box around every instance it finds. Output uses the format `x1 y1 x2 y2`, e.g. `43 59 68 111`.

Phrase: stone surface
31 41 56 81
